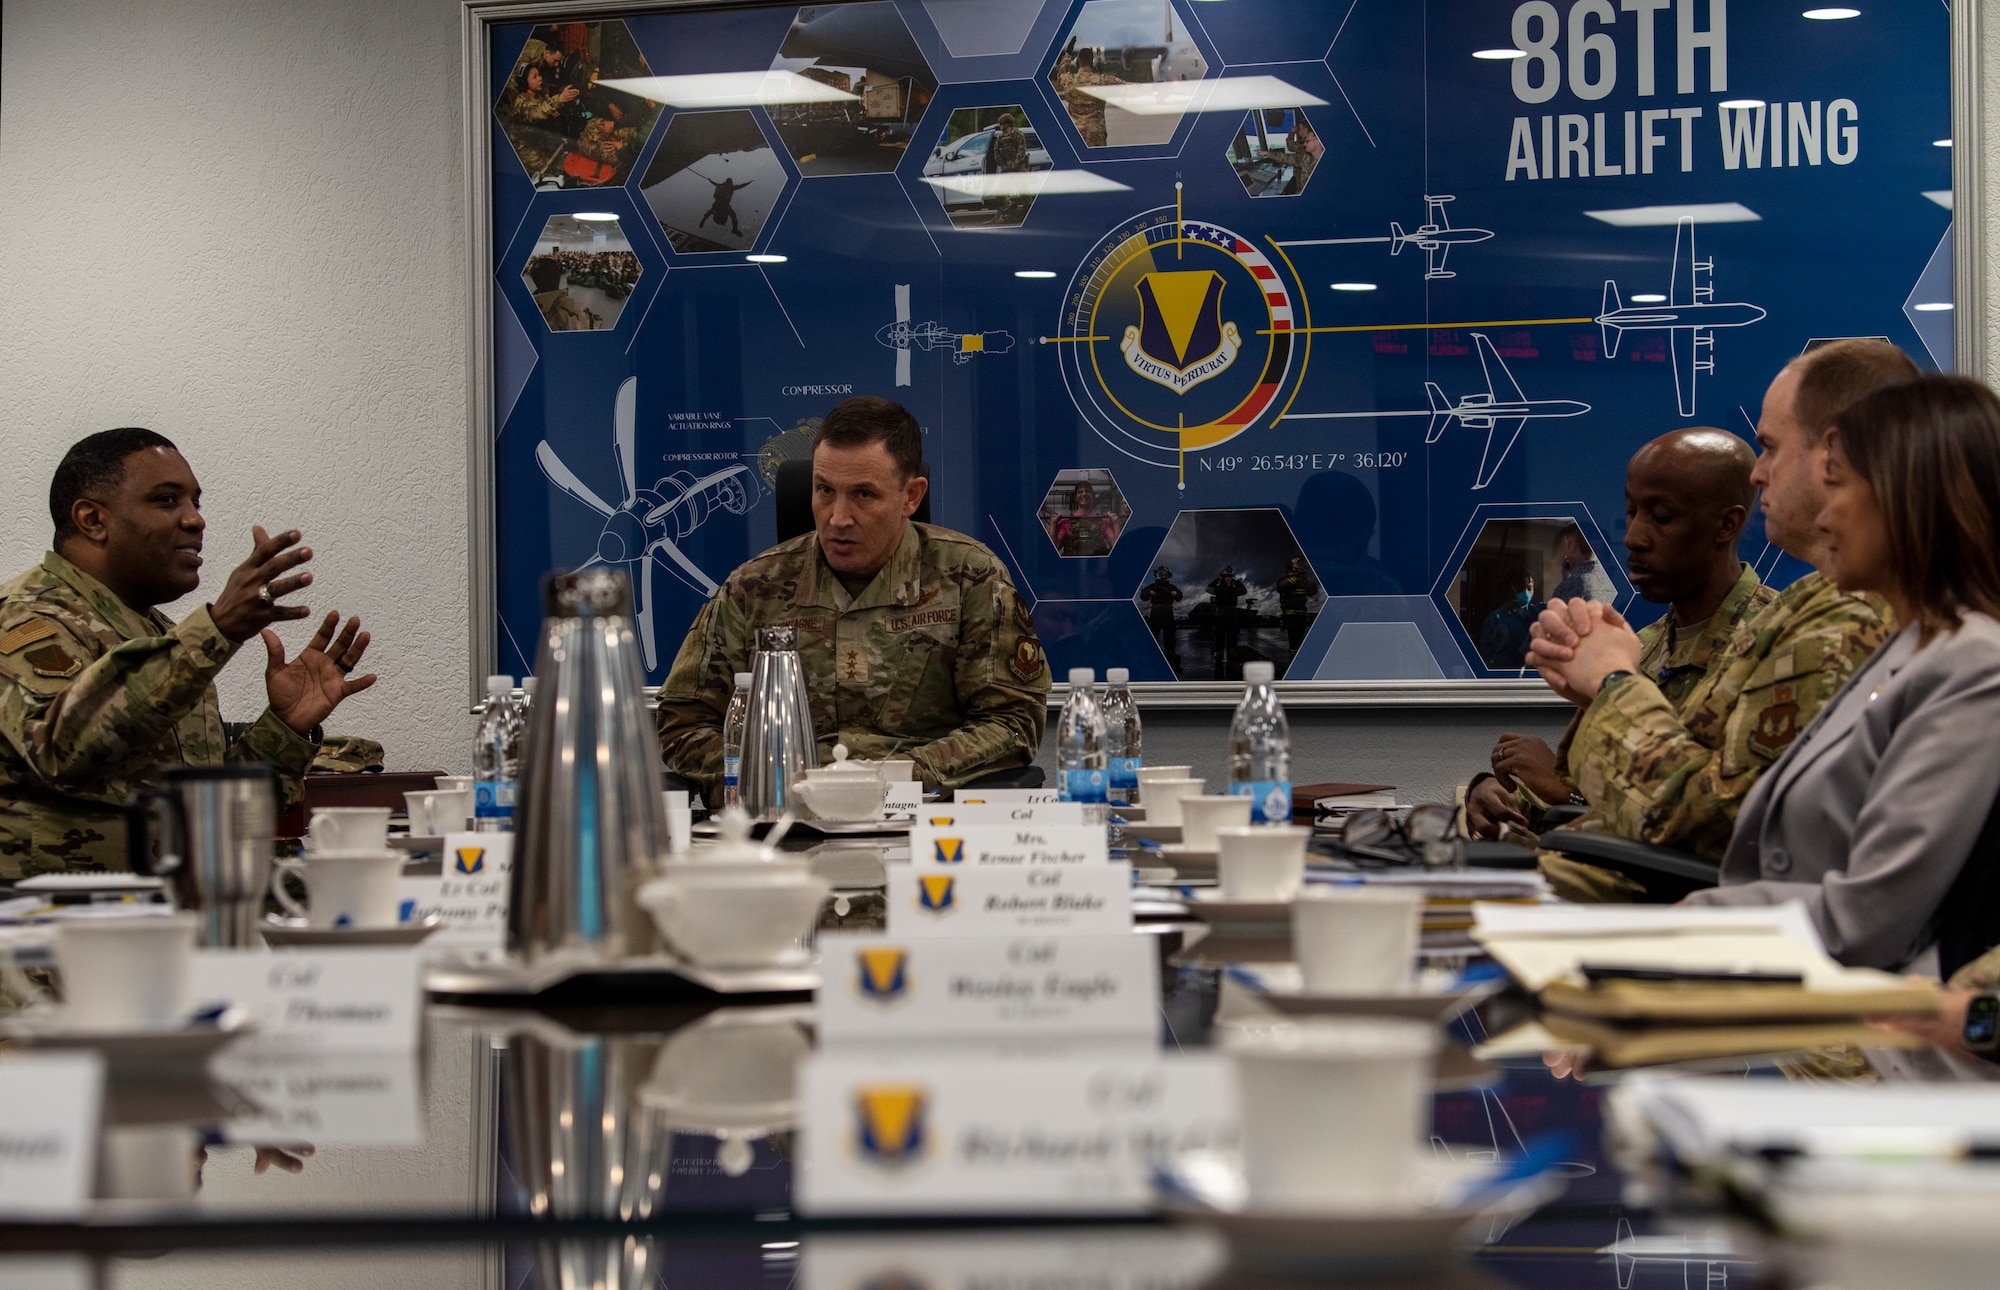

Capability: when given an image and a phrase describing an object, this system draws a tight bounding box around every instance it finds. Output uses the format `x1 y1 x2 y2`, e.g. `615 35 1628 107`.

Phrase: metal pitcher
740 624 818 820
126 763 276 948
510 568 666 965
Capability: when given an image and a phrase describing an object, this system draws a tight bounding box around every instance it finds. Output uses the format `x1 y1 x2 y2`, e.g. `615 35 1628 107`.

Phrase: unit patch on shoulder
0 619 56 655
1008 637 1045 683
23 643 80 679
1013 598 1036 637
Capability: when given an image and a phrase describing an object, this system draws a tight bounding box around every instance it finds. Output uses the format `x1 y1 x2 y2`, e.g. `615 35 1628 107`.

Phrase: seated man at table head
0 428 377 878
1528 340 1916 890
657 396 1050 799
1467 427 1775 848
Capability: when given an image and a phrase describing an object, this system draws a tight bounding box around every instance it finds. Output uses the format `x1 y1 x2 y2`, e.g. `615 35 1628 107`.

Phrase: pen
1579 963 1805 986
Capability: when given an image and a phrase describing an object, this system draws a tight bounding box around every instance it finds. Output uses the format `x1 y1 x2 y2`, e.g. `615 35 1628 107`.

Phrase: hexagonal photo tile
1038 468 1131 558
1133 509 1324 681
1048 0 1207 150
1226 107 1322 198
768 3 939 177
520 215 643 332
1445 516 1617 671
921 106 1050 229
641 110 788 254
494 21 663 189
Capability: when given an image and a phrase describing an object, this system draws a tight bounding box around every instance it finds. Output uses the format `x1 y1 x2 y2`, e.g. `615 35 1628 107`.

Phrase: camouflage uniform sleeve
656 590 752 805
0 604 239 787
1567 595 1891 860
906 567 1050 790
228 707 318 813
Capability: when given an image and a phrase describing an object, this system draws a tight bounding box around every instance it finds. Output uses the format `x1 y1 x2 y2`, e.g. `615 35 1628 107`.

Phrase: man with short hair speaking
657 397 1049 799
0 429 377 877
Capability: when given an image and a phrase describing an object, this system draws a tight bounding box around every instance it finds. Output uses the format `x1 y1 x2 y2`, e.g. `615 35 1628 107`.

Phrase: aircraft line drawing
1598 217 1767 418
535 377 758 670
1390 195 1493 280
1605 1217 1758 1290
1425 333 1590 489
877 283 1015 386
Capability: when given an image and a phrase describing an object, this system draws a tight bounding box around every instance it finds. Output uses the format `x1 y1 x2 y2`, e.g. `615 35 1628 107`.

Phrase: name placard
815 932 1157 1045
0 1053 103 1217
398 831 512 948
953 788 1060 805
190 949 422 1051
919 802 1087 828
908 825 1109 868
212 1048 423 1147
883 782 923 815
888 864 1131 936
796 1050 1235 1214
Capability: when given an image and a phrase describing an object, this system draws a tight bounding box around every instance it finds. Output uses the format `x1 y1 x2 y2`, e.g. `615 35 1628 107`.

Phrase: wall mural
487 0 1951 687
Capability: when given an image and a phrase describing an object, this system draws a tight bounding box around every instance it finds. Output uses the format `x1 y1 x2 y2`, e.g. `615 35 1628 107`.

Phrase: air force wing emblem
854 1084 927 1167
1122 269 1241 394
856 946 910 1003
932 836 965 865
916 874 955 913
454 846 486 875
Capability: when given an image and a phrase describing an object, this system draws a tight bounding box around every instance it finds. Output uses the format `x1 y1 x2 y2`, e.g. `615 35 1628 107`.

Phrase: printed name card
888 863 1131 936
815 932 1158 1045
212 1048 423 1147
0 1053 103 1217
796 1050 1235 1214
908 824 1109 868
919 802 1087 828
953 788 1060 805
190 949 422 1051
398 831 513 948
883 781 924 815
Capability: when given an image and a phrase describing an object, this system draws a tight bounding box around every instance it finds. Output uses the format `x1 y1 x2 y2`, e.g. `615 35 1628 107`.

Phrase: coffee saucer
1155 1149 1559 1276
1233 966 1504 1023
0 1005 257 1072
1122 823 1181 846
260 915 445 948
1153 845 1218 877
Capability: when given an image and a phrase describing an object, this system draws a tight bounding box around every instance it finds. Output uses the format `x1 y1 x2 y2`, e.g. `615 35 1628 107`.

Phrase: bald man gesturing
1468 428 1777 850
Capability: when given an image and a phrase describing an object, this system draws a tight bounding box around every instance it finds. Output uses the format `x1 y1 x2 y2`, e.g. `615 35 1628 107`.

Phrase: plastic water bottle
474 674 521 832
721 671 752 810
1101 667 1143 805
1056 667 1109 824
1228 661 1291 825
520 675 537 715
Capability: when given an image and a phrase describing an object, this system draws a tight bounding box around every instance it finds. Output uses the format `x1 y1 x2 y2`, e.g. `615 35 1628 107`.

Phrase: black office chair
773 457 931 542
1536 828 1720 903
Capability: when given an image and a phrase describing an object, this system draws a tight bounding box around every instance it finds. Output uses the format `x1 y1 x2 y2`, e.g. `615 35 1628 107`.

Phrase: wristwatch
1963 992 2000 1054
1595 670 1635 695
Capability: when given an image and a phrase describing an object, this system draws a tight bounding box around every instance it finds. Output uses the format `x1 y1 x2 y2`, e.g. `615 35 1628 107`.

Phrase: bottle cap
734 672 753 688
1242 662 1275 683
1106 668 1130 684
1068 667 1095 685
522 677 537 695
485 674 513 696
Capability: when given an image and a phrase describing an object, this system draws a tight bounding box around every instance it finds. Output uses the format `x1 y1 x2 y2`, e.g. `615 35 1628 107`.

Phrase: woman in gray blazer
1677 375 2000 969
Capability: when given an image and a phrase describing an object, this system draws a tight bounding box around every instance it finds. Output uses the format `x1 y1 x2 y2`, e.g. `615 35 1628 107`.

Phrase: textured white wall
0 0 473 773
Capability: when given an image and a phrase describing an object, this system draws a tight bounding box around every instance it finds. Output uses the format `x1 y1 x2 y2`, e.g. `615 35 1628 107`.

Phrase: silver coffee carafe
739 624 818 820
126 763 276 948
510 568 666 965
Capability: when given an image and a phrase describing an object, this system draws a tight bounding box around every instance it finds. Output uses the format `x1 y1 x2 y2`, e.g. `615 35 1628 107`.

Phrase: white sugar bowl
791 745 887 823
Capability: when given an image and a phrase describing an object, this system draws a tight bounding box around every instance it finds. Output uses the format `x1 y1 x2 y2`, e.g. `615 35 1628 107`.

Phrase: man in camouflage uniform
1283 120 1320 195
984 112 1031 224
658 397 1048 801
1052 48 1123 149
0 429 378 878
1527 341 1919 896
1274 556 1320 654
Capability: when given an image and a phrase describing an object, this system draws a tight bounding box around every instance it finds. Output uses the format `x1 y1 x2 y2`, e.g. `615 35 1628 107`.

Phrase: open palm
265 612 376 734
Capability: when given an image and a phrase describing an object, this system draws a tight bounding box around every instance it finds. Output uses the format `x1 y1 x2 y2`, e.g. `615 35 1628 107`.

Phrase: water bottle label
1230 780 1292 825
475 780 517 818
1109 757 1142 790
723 757 741 790
1060 769 1109 804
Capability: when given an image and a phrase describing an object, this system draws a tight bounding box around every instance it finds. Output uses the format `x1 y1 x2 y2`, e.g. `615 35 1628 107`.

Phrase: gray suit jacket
1686 613 2000 969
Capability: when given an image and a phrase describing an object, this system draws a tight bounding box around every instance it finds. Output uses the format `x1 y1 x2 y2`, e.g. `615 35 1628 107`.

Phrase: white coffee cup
1179 795 1253 851
55 913 197 1029
1225 1017 1440 1207
1135 765 1193 797
307 807 391 854
663 790 692 855
435 775 475 793
404 789 472 837
272 851 405 929
1139 778 1204 828
1216 825 1310 901
1291 886 1424 994
868 759 918 783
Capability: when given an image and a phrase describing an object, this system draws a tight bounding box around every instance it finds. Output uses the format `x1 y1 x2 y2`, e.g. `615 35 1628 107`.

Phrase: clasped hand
1526 597 1644 705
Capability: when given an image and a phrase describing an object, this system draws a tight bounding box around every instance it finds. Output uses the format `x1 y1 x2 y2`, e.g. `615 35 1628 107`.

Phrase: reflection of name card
888 864 1131 936
799 1229 1227 1290
213 1048 423 1147
0 1053 102 1217
816 932 1157 1045
909 825 1108 868
882 782 923 816
953 789 1060 805
920 802 1086 828
399 831 512 948
191 949 422 1051
797 1050 1234 1215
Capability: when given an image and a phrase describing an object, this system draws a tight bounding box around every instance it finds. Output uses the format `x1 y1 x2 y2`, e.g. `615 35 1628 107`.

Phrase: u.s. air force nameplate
887 863 1131 936
190 949 421 1051
795 1050 1234 1214
917 801 1088 828
952 788 1060 805
908 824 1108 868
815 932 1156 1045
0 1053 102 1217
